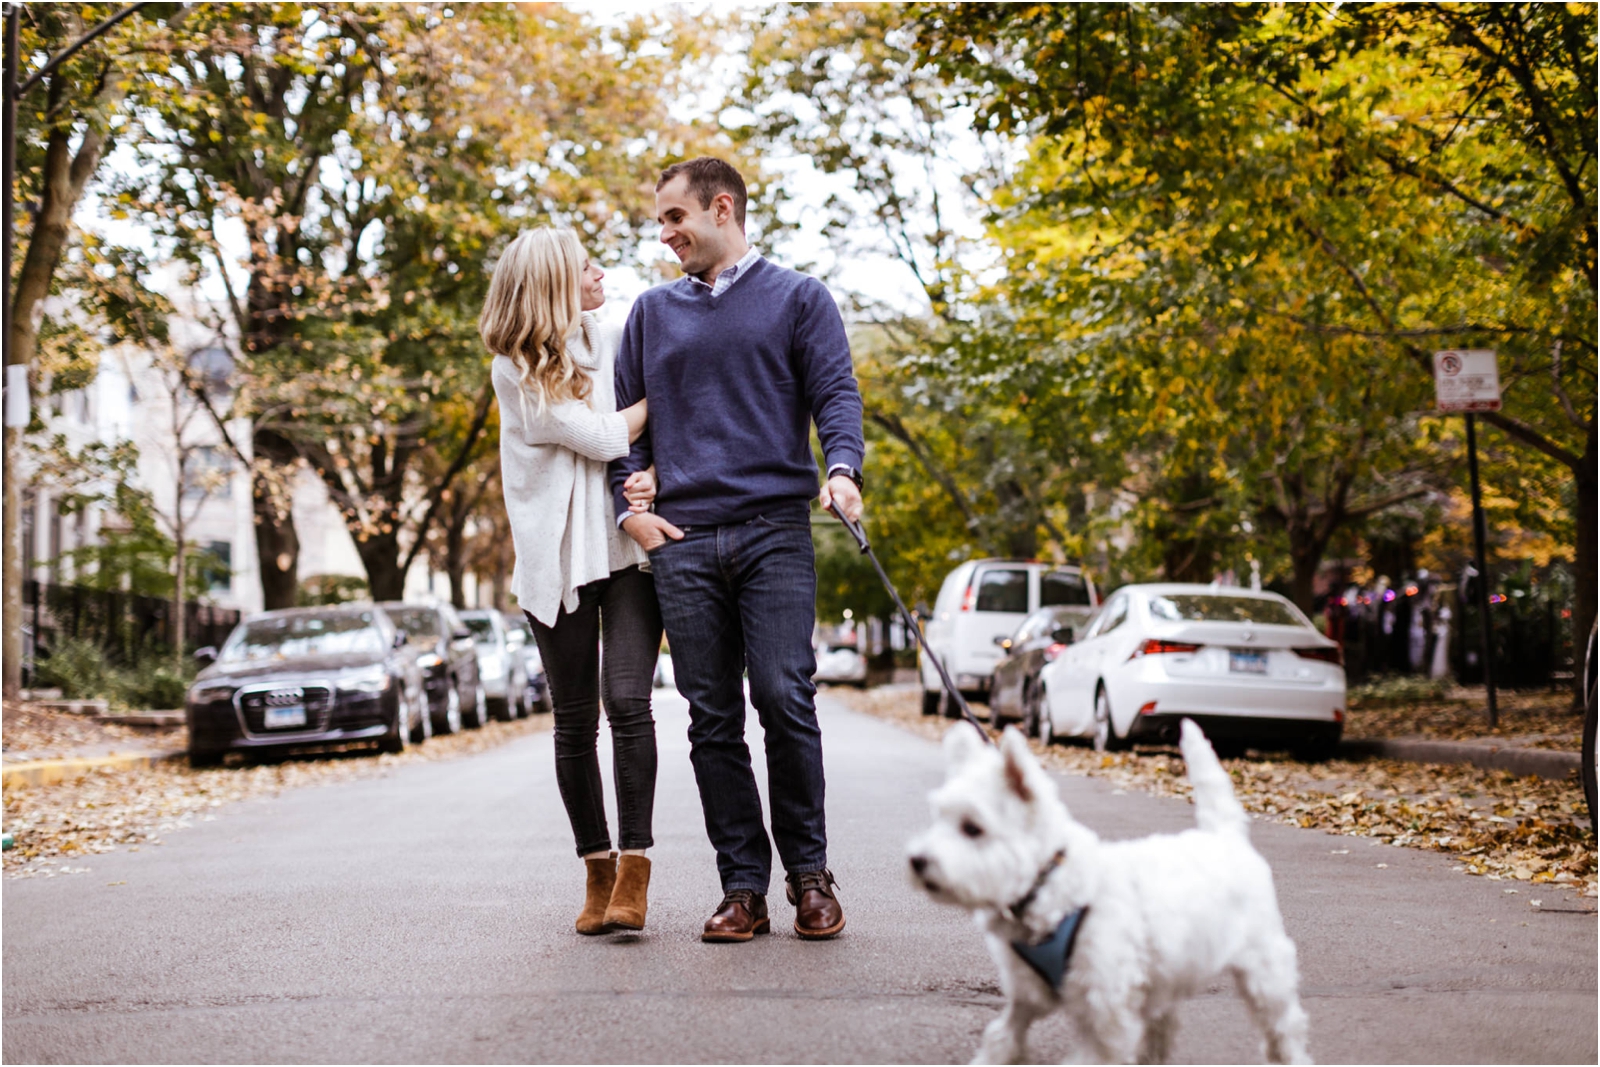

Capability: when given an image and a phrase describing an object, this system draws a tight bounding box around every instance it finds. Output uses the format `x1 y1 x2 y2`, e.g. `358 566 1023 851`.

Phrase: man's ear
999 726 1037 803
943 720 984 772
712 190 734 226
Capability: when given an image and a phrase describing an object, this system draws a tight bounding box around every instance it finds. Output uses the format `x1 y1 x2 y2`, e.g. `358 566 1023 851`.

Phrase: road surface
4 689 1594 1063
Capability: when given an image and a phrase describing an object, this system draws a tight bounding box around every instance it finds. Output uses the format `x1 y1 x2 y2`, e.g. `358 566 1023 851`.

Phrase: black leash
827 502 993 745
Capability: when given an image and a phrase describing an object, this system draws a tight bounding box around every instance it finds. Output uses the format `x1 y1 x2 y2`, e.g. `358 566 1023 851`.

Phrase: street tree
913 3 1595 659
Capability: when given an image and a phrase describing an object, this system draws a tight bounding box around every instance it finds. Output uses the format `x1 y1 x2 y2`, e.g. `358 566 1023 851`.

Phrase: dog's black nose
909 855 927 874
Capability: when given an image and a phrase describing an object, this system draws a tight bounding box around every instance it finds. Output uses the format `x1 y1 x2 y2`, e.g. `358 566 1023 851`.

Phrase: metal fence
22 580 242 680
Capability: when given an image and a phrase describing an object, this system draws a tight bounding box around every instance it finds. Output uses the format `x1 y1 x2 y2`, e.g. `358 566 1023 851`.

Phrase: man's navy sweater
609 257 864 527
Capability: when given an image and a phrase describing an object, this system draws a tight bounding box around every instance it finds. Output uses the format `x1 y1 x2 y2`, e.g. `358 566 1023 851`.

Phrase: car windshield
1040 571 1092 607
461 616 497 641
385 608 440 645
1146 594 1307 627
220 613 384 663
975 569 1029 613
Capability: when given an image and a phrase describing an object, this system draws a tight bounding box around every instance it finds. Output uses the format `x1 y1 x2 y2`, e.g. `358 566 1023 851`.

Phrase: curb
1339 738 1581 781
2 750 185 789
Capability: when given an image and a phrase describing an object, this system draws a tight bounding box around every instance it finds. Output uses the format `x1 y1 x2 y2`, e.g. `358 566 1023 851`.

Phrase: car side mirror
194 646 217 665
393 632 408 649
994 636 1012 650
452 628 473 642
1051 627 1075 645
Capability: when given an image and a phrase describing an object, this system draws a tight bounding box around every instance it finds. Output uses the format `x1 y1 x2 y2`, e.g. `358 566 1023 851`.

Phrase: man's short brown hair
657 157 747 228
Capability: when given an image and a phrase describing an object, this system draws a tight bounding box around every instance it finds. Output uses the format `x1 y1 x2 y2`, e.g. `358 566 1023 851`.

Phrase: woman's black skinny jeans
527 565 662 856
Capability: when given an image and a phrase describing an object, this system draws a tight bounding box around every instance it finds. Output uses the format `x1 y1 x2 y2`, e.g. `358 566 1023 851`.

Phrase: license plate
263 705 307 728
1229 650 1268 674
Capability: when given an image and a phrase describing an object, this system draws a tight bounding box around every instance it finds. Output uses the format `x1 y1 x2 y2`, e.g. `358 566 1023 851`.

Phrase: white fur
907 720 1310 1065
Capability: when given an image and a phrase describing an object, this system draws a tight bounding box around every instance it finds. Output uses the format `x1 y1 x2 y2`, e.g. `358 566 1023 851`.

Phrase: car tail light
1128 639 1202 661
1333 707 1345 723
1043 642 1067 663
960 583 976 612
1138 701 1158 715
1293 646 1343 666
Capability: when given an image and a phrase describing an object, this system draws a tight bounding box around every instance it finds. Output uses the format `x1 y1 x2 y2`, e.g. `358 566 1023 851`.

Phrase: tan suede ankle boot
576 852 617 935
603 854 651 931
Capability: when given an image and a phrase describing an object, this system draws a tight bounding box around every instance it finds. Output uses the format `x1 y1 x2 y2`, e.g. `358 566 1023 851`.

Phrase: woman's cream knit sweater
493 312 648 627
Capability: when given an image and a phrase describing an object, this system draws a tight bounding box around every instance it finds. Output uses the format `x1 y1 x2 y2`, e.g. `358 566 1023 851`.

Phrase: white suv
919 559 1098 716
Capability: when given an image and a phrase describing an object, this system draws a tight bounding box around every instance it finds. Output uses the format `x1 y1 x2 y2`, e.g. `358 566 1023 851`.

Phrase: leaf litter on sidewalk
827 685 1596 903
3 713 552 879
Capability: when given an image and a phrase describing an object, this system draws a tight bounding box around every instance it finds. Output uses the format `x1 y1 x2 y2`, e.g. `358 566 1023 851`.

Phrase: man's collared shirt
688 246 762 298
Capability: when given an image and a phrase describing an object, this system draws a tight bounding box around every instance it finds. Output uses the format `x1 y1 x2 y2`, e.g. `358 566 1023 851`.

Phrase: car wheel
921 689 940 717
467 683 489 729
188 750 223 769
1092 686 1122 753
1582 690 1597 836
1036 694 1058 747
380 693 410 754
411 691 434 744
436 684 462 736
939 687 962 719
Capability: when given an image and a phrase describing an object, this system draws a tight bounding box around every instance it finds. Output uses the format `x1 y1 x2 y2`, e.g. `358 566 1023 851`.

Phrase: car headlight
478 653 505 679
190 684 236 704
337 665 391 694
416 652 443 671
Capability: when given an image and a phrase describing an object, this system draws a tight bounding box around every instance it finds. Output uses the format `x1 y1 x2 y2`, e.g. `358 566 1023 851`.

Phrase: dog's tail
1179 719 1249 837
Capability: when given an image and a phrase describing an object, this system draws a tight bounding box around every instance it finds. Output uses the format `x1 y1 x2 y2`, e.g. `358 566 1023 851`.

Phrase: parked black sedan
987 604 1094 732
381 601 487 733
186 606 427 767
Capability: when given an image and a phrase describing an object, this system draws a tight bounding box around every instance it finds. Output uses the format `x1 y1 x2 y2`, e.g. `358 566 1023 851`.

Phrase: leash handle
825 501 991 743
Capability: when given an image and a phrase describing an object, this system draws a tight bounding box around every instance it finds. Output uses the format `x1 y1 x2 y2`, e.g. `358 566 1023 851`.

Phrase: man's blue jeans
647 505 827 894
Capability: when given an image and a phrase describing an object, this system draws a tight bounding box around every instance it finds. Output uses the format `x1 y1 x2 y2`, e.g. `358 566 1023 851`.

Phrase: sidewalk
3 701 186 788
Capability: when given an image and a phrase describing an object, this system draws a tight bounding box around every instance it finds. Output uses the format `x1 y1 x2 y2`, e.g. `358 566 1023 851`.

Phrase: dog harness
1006 849 1088 993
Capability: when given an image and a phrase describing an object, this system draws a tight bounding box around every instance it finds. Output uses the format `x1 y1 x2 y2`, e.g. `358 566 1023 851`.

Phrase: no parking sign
1433 349 1501 412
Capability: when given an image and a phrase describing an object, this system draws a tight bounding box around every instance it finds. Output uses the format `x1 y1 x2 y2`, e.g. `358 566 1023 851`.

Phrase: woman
480 227 661 935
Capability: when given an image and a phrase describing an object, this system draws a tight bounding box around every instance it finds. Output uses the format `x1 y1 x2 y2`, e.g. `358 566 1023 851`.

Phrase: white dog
907 720 1310 1065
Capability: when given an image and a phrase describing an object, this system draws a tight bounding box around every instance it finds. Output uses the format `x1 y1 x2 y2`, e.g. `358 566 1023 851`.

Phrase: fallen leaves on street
1346 687 1583 752
826 685 1596 903
2 704 184 762
3 712 553 879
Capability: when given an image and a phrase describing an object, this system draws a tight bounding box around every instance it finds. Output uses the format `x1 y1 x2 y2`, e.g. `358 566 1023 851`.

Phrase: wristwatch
827 464 864 491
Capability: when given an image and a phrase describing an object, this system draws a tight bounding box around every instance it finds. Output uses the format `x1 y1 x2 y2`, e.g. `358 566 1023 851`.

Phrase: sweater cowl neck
568 311 601 370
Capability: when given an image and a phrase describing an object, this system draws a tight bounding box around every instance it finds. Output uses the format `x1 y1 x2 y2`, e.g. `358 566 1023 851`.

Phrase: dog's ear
943 720 985 769
999 727 1036 803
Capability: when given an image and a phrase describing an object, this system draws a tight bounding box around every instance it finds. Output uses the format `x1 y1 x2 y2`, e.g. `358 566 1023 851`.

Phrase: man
610 157 865 943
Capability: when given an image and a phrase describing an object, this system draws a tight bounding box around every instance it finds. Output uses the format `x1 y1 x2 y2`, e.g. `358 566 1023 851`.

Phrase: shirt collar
688 245 762 291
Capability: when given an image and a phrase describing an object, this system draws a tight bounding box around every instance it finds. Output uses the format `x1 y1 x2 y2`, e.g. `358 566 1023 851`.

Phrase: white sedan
1037 583 1345 759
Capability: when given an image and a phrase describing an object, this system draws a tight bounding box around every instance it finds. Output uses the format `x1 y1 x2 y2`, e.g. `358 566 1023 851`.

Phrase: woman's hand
621 398 648 443
623 466 657 513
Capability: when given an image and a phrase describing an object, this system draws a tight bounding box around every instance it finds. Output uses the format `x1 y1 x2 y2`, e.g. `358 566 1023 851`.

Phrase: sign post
1434 350 1500 727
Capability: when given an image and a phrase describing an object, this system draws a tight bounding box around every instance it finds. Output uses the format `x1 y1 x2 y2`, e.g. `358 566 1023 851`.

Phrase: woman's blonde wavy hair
479 227 593 410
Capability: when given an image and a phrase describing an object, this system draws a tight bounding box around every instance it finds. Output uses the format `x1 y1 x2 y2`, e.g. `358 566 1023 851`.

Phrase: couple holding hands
479 157 865 943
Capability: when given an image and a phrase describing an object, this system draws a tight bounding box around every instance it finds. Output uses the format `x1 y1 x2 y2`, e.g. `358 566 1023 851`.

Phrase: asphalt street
4 688 1595 1064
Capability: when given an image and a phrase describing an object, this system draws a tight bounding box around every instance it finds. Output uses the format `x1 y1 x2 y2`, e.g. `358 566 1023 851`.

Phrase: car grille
239 685 334 734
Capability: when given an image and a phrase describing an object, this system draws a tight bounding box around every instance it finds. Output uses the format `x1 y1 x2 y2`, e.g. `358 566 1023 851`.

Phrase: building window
199 541 232 593
187 346 235 399
183 446 233 500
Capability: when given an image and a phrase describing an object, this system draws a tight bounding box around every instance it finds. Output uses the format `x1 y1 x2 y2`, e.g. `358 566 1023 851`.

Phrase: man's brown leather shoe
702 890 770 943
787 868 845 939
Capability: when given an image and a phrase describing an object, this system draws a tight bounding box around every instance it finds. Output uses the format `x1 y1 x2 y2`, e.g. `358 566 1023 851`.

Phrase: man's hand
819 474 863 524
623 466 656 513
621 511 684 551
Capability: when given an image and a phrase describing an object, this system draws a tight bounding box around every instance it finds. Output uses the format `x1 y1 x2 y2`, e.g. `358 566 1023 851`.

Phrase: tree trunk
354 526 408 602
444 507 468 609
173 517 186 670
251 428 301 610
1572 426 1597 704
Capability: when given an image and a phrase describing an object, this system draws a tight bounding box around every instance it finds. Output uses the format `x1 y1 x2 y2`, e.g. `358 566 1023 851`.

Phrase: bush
33 637 113 700
1348 674 1453 708
32 637 196 709
118 664 193 710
